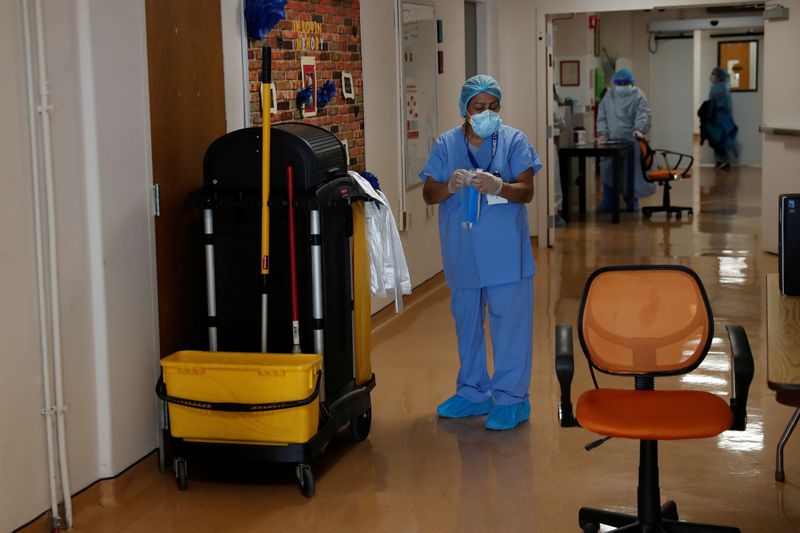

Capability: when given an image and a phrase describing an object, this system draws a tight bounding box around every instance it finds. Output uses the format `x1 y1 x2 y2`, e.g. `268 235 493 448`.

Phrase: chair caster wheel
661 499 679 520
676 212 682 220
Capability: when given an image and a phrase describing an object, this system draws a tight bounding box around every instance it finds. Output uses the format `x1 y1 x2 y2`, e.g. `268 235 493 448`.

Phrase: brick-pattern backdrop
248 0 364 171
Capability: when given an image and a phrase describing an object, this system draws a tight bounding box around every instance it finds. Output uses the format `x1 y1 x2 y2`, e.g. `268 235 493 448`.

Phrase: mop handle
260 45 272 275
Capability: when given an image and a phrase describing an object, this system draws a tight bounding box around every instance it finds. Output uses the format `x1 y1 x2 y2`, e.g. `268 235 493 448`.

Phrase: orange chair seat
576 389 732 440
646 169 692 182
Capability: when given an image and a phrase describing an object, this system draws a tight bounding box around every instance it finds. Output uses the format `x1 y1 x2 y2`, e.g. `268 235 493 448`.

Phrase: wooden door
146 0 227 357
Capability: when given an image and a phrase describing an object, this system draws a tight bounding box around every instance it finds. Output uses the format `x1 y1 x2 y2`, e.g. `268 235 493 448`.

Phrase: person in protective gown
705 66 737 170
420 75 541 431
553 89 566 226
596 69 655 212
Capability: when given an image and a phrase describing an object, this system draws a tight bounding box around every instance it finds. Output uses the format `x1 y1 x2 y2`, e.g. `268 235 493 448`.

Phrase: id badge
486 194 508 205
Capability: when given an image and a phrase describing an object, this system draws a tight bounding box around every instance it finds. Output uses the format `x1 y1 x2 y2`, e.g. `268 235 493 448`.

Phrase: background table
766 272 800 481
558 141 634 224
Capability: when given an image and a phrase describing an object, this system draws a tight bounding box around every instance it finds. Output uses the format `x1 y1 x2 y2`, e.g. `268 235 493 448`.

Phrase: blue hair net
612 69 636 85
459 75 502 117
712 67 729 82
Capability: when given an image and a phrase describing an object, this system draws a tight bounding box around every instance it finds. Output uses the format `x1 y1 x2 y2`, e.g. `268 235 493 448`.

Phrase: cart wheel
578 520 599 533
350 407 372 442
174 457 188 491
676 212 682 220
688 209 694 218
296 463 314 498
643 211 652 220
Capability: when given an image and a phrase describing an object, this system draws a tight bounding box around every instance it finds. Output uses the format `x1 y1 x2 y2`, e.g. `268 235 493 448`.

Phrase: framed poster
341 72 355 100
300 56 317 116
560 60 580 87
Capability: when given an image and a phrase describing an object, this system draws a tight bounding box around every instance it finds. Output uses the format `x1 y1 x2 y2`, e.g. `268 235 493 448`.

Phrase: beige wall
0 0 158 529
0 1 51 529
762 0 800 253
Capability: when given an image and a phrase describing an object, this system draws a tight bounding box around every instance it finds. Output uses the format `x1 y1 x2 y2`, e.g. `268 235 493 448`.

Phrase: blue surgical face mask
615 85 634 96
469 109 502 138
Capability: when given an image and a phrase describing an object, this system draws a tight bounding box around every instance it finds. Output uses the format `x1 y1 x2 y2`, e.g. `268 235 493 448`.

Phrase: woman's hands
472 170 503 195
448 168 504 196
448 169 471 193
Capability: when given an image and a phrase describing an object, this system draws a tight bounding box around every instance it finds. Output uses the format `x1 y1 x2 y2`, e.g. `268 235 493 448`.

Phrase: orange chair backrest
578 266 713 376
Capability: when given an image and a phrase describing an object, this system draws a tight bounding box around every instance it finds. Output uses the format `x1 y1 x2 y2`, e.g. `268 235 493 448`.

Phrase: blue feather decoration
361 171 381 192
296 85 314 109
245 0 287 40
317 80 337 108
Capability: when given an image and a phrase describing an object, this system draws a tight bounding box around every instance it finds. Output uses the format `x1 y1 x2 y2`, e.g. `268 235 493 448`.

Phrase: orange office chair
556 265 754 533
642 150 694 220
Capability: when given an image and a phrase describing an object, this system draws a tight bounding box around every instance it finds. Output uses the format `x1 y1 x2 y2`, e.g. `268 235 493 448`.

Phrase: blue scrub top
420 125 542 289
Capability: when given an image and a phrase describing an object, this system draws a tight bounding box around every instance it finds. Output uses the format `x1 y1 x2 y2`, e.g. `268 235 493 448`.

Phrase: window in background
718 40 758 92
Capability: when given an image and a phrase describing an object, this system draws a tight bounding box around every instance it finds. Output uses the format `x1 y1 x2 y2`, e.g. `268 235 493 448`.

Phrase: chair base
642 205 693 220
579 502 740 532
642 178 693 220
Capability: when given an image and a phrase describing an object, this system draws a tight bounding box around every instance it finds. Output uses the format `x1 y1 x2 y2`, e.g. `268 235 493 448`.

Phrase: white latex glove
472 170 503 196
596 135 608 144
633 130 645 139
448 169 471 194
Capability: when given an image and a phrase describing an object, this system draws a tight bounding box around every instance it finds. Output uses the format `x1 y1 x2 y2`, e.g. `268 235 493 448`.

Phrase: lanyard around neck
465 132 498 173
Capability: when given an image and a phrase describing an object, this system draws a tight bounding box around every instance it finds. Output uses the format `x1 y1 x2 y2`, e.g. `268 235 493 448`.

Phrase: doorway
547 6 764 226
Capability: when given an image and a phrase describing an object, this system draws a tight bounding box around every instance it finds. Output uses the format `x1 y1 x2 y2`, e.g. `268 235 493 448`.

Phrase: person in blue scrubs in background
596 68 654 212
420 75 541 431
707 66 737 171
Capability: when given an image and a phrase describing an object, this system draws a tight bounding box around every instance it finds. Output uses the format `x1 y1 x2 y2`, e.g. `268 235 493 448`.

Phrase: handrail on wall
759 125 800 137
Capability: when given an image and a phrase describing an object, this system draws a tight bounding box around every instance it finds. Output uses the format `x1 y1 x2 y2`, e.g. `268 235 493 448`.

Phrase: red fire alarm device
589 15 599 29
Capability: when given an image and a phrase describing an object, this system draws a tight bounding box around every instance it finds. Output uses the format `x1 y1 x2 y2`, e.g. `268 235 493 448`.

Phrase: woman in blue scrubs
420 75 541 431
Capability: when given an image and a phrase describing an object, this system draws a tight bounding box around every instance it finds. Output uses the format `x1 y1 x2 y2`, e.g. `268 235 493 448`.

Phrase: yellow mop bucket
158 351 322 445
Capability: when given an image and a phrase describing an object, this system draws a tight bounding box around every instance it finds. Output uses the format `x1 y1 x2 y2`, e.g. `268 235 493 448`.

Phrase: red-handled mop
287 165 301 353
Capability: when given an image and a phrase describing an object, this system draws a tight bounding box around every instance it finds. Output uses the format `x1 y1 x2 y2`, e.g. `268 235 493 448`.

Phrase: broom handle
260 45 271 353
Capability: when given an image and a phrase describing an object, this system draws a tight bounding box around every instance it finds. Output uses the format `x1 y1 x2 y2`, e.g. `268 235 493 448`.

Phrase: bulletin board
401 1 438 189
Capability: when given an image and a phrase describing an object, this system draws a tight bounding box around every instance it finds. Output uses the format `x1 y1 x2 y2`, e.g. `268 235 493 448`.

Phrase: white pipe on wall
21 0 61 527
32 0 73 526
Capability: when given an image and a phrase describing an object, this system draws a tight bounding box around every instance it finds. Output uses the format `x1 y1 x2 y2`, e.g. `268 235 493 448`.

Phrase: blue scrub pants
450 276 534 406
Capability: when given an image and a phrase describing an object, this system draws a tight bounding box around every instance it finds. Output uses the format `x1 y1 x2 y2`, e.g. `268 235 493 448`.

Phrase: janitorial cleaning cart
156 48 375 497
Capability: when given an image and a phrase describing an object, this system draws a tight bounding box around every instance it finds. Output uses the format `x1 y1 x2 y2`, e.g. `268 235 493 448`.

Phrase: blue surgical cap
712 67 729 82
459 75 502 117
612 69 636 85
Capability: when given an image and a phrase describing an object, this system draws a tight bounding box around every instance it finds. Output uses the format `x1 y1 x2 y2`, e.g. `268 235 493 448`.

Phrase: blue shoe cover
436 395 493 418
597 185 616 214
485 400 531 431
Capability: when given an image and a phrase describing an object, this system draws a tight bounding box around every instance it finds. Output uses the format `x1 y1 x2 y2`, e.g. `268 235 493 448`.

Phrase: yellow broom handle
261 46 271 275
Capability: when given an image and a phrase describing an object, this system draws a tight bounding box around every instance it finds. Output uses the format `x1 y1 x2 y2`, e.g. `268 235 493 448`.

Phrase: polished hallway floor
22 165 800 532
